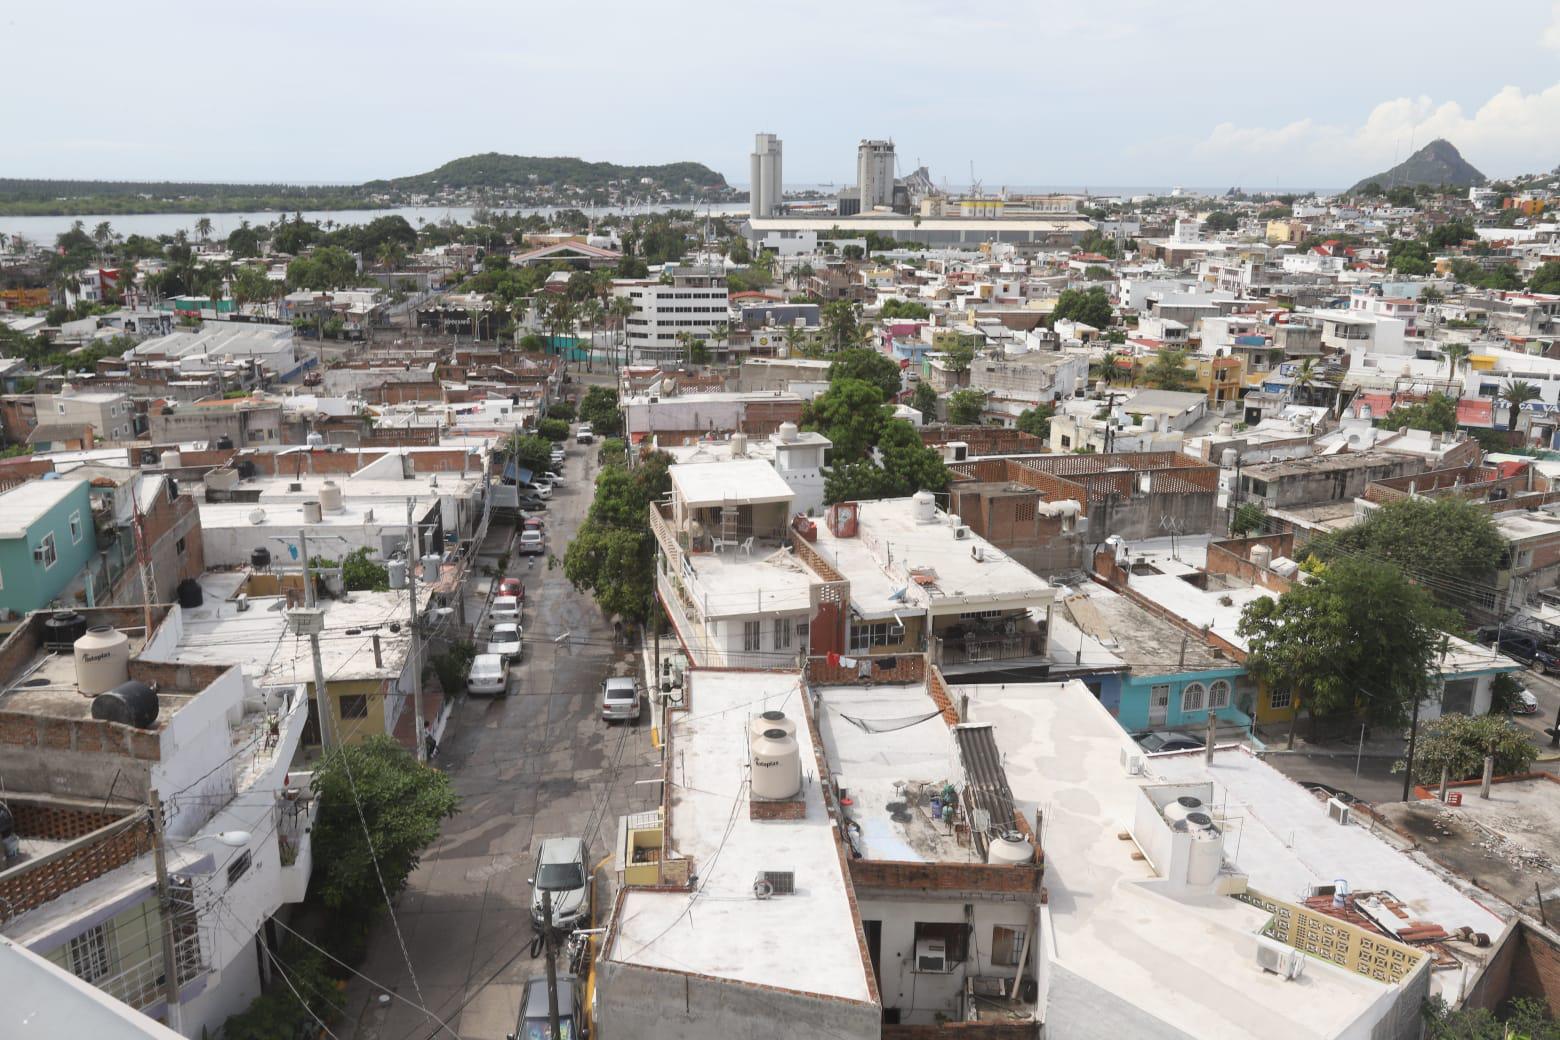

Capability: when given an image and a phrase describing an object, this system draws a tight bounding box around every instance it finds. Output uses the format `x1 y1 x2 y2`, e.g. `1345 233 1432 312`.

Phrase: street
342 435 661 1040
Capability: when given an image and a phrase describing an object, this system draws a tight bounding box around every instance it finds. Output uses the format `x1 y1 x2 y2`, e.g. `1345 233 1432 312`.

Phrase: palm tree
1098 349 1122 385
1291 357 1321 405
194 217 213 243
577 296 604 373
1500 379 1541 436
1442 342 1471 381
608 295 634 370
92 221 114 262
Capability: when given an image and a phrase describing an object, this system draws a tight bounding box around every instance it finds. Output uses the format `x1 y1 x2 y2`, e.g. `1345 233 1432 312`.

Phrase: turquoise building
0 479 98 615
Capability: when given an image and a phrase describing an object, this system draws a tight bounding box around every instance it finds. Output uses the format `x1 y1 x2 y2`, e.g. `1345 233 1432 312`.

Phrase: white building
660 422 832 516
750 132 783 219
35 387 136 441
857 139 896 210
613 265 731 363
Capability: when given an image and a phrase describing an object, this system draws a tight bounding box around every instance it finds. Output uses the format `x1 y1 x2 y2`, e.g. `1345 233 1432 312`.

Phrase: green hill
1349 139 1486 194
364 153 727 193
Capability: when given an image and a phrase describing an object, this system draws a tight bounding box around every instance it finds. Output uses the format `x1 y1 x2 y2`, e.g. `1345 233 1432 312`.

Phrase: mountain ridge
1349 139 1486 194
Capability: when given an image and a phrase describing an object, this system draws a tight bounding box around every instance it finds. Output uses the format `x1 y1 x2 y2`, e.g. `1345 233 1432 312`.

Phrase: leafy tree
946 389 986 425
1404 713 1537 786
876 419 949 496
562 450 672 624
221 942 341 1040
1142 348 1192 391
880 298 930 321
1230 502 1266 536
1310 497 1505 607
503 433 553 478
231 265 272 310
1382 392 1458 434
806 377 890 462
1203 210 1239 233
341 547 389 592
310 736 458 912
1015 404 1053 440
1238 558 1450 734
546 401 577 422
1529 261 1560 295
933 334 976 376
1423 996 1560 1040
286 245 359 291
824 460 894 504
910 381 938 420
1419 285 1445 305
829 347 903 400
226 222 261 258
537 417 570 442
1385 185 1417 208
1051 286 1113 329
578 385 622 435
820 300 867 353
1388 239 1432 276
1427 221 1476 250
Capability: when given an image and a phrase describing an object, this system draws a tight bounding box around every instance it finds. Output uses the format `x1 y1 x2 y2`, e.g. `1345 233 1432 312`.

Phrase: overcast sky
6 0 1559 189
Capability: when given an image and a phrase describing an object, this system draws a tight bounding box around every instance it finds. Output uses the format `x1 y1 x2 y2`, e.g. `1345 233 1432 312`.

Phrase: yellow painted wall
1238 888 1426 984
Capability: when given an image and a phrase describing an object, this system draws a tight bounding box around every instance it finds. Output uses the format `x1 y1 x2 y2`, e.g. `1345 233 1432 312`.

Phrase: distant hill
363 153 728 193
1349 139 1486 194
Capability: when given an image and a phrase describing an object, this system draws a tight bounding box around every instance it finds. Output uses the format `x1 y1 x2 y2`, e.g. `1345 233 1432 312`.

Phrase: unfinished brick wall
749 798 807 821
1508 923 1560 1011
849 859 1043 895
805 654 924 686
6 794 127 842
0 815 151 920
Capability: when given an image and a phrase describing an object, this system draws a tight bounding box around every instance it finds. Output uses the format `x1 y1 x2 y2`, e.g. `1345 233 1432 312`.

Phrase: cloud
1546 2 1560 51
1193 81 1560 179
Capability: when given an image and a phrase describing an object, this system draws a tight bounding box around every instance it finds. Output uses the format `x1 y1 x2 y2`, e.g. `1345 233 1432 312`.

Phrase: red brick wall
884 1024 1039 1040
806 654 925 686
0 815 151 919
1509 923 1560 1011
849 858 1043 894
749 798 807 821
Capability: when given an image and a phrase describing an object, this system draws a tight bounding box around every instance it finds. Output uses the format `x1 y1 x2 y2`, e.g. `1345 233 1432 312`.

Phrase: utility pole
292 532 332 751
543 890 561 1040
407 499 426 763
148 789 183 1035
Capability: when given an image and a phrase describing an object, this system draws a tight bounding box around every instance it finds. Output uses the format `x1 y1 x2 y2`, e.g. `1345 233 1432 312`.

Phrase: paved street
343 437 661 1040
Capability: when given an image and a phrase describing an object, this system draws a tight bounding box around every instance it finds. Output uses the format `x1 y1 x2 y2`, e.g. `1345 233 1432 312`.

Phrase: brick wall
6 793 127 841
806 654 925 687
749 798 807 821
1206 533 1296 592
1508 922 1560 1011
0 814 151 920
884 1023 1039 1040
849 858 1043 895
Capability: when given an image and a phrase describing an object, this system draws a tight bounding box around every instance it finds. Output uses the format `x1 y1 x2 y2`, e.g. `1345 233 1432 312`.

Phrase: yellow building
1265 219 1304 244
1191 354 1246 407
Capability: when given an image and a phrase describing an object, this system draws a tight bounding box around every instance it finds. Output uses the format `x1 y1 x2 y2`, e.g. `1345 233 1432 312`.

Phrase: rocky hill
363 153 727 194
1349 139 1486 194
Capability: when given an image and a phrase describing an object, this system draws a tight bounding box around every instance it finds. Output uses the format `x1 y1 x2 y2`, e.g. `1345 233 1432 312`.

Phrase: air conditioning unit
953 526 970 540
916 938 949 973
1119 747 1144 776
1326 797 1351 825
1255 937 1306 980
32 547 47 562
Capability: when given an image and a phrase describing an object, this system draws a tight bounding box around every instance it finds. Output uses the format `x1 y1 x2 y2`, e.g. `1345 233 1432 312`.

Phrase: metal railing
97 931 207 1010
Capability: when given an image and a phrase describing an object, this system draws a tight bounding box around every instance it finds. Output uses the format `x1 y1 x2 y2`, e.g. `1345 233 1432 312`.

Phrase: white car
526 481 553 499
489 595 522 626
487 622 523 663
576 423 594 444
467 653 508 696
519 530 545 556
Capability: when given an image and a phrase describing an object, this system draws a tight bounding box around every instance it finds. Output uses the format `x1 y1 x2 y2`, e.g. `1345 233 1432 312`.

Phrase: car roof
491 622 520 633
521 530 543 539
538 836 585 861
472 653 504 668
494 595 519 606
604 676 637 689
524 974 577 1008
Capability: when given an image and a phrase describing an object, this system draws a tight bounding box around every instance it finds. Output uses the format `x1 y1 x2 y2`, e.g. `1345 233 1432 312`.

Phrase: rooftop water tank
387 557 408 590
1187 825 1223 885
306 431 325 447
75 626 131 696
90 680 159 729
216 435 235 450
1218 422 1235 437
748 710 796 745
251 546 272 570
302 500 323 524
319 480 344 513
177 578 203 609
987 830 1035 866
1250 543 1273 568
420 554 443 581
1220 448 1239 469
913 489 937 524
44 610 89 651
777 421 799 443
750 728 802 800
160 449 181 470
206 468 239 492
731 432 748 457
1163 795 1205 826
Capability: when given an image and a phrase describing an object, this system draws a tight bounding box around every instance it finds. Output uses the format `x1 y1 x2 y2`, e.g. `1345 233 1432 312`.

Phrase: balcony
276 773 318 905
100 929 208 1013
934 616 1049 670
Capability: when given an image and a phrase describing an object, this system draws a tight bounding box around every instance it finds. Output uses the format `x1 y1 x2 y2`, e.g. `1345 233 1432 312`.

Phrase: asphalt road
342 436 660 1040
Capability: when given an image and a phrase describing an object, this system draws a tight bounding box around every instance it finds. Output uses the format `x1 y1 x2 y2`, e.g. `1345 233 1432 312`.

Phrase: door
1149 684 1170 727
862 920 883 993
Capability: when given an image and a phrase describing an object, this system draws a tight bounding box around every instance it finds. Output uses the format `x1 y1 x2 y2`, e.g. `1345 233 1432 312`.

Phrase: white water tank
748 710 796 744
751 728 802 800
160 449 181 470
1220 448 1239 469
913 490 937 524
306 431 325 447
731 432 748 457
1163 795 1205 826
1187 825 1223 885
74 626 130 696
248 508 267 525
302 500 323 524
777 421 799 443
1218 422 1235 437
1250 544 1273 568
1140 415 1157 433
987 830 1035 866
320 480 344 513
206 468 239 492
420 554 443 581
387 558 407 589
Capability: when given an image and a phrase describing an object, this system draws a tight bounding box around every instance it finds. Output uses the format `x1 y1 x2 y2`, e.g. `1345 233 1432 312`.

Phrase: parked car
1511 684 1541 715
600 676 642 722
1478 631 1560 673
498 576 525 600
466 653 508 697
489 595 522 626
525 482 553 500
487 623 523 664
530 836 590 930
576 422 594 444
519 530 546 556
516 494 548 511
514 973 582 1040
1135 731 1205 754
523 517 545 534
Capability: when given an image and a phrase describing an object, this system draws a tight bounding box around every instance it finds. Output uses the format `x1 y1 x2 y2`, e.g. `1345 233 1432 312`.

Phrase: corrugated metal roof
954 723 1018 856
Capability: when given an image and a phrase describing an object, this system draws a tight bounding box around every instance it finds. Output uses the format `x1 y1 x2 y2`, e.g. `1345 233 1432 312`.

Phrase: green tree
824 460 894 504
231 265 272 311
537 417 570 442
504 432 553 477
1440 342 1469 380
221 943 341 1040
310 735 458 913
829 347 903 400
1382 392 1458 434
1500 378 1541 416
910 381 938 420
1529 261 1560 295
1418 285 1445 306
578 385 622 436
1403 713 1537 786
1203 210 1239 233
1388 238 1433 276
1237 558 1449 736
820 300 867 352
1230 502 1266 537
1310 497 1505 608
341 547 389 592
876 419 949 497
1423 996 1560 1040
1426 221 1476 250
1142 348 1192 391
1015 404 1053 440
940 337 976 376
226 221 260 258
880 298 930 321
562 450 673 624
286 245 359 291
946 389 986 425
1051 286 1113 329
547 401 577 422
806 377 890 462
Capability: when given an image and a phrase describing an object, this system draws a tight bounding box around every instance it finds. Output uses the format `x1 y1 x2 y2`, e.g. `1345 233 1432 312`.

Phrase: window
175 536 186 555
68 923 114 981
37 532 57 569
743 621 761 653
68 511 82 544
339 694 369 719
1269 687 1292 710
912 921 969 972
1208 680 1231 710
1060 434 1072 448
1181 682 1206 713
226 849 252 888
773 617 792 650
992 925 1028 967
849 622 904 652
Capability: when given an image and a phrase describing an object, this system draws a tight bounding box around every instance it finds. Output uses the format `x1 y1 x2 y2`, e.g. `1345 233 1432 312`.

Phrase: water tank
1218 422 1234 437
1220 448 1239 469
1163 795 1205 826
748 710 796 745
177 578 203 608
236 460 258 479
306 431 325 447
987 830 1035 866
387 557 408 589
319 480 344 513
778 421 799 443
251 546 272 570
912 490 937 524
206 468 238 492
1187 825 1223 885
302 500 323 524
74 626 130 696
731 432 748 457
160 449 181 469
1250 544 1273 568
216 435 235 450
248 508 267 525
420 554 443 581
90 680 159 729
750 728 802 800
44 610 89 651
1140 415 1157 432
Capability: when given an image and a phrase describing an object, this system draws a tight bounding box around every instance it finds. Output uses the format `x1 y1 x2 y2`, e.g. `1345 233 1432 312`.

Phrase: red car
498 577 525 601
523 516 545 533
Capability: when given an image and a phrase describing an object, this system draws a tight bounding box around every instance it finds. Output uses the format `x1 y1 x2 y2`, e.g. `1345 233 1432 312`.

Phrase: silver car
600 677 641 722
530 836 589 931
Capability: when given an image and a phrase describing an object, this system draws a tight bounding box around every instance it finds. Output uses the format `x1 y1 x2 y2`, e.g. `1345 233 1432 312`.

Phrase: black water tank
177 578 203 608
251 546 272 570
44 611 89 650
91 681 160 729
236 460 258 479
216 435 235 450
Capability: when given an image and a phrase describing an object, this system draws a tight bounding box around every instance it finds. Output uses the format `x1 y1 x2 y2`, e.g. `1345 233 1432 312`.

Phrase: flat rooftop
957 680 1401 1040
1244 449 1411 480
607 670 872 1003
1064 583 1235 678
815 685 971 862
0 628 187 722
811 497 1054 618
670 458 794 508
680 547 815 619
0 479 86 537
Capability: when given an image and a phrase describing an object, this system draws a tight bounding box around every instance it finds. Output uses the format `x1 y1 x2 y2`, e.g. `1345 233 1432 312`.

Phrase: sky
4 0 1559 190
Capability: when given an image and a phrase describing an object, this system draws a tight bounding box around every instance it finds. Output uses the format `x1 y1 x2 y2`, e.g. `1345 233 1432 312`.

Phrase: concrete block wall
0 815 151 920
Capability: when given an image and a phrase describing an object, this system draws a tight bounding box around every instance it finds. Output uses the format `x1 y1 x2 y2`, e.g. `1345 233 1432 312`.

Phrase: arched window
1208 680 1231 710
1181 682 1206 713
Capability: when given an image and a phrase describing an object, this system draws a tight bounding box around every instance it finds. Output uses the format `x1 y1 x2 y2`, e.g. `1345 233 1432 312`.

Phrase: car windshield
538 862 584 890
521 1018 574 1040
606 685 636 700
523 533 542 543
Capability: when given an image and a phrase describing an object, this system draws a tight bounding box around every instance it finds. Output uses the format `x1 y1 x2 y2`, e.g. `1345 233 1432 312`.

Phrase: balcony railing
98 931 207 1011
